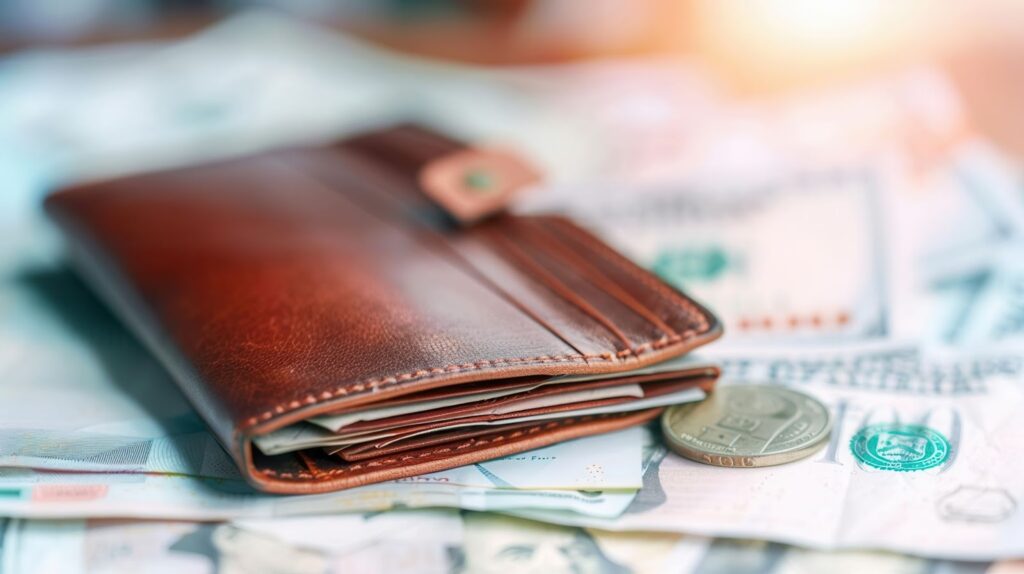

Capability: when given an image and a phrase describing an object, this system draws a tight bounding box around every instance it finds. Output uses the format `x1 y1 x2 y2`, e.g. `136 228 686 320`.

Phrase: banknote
0 464 642 521
958 268 1024 345
884 140 1024 342
336 426 644 491
0 512 996 574
304 382 648 443
936 142 1024 257
256 388 704 455
0 512 463 574
0 421 647 520
510 343 1024 560
460 512 692 574
459 514 995 574
930 240 1024 346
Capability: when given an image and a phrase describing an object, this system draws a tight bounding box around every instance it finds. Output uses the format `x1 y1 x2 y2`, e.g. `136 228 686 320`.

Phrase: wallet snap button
463 168 499 194
419 147 541 225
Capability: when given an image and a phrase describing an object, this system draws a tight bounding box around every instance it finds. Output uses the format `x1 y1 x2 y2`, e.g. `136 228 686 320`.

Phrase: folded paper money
43 124 722 494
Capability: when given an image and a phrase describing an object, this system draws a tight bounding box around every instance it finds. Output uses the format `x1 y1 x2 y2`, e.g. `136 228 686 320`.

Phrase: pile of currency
2 11 1024 573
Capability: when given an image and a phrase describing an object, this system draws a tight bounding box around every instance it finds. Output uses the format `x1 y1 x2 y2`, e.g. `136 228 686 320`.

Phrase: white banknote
0 511 996 574
256 387 704 455
958 263 1024 345
0 463 640 521
883 139 1024 343
0 512 464 574
456 513 994 574
0 426 652 520
309 383 645 435
928 241 1024 346
512 343 1024 560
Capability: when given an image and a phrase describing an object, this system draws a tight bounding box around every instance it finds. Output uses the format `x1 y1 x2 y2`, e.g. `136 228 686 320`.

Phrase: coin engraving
662 384 832 468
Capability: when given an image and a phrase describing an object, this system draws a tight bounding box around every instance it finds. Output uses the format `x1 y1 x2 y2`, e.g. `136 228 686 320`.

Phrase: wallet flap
44 124 722 493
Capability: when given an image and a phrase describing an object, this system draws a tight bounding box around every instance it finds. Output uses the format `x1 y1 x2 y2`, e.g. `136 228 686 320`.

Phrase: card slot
480 225 637 348
536 217 715 338
513 217 680 339
484 220 669 353
446 231 627 357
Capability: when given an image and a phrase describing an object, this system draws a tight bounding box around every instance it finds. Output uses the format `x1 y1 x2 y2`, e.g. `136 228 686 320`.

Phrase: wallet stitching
244 354 603 427
241 340 694 429
257 413 623 480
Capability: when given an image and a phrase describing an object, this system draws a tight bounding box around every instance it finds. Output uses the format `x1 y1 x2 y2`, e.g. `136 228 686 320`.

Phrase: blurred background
5 0 1023 346
2 0 1023 157
4 2 1024 572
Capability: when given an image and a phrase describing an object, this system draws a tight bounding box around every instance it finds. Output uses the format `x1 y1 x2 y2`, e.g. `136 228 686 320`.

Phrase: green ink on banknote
0 488 23 499
652 247 730 285
850 423 950 471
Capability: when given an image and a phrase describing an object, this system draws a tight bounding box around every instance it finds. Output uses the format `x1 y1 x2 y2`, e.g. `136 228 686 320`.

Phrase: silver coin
661 384 832 468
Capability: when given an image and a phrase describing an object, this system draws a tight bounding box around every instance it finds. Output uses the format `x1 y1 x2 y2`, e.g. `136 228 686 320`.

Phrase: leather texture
44 124 722 494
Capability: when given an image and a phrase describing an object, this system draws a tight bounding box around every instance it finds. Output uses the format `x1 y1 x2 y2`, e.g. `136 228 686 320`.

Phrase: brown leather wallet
44 124 722 494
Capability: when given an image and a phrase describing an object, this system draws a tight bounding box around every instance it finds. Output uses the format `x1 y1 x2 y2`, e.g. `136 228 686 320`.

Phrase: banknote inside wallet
45 124 722 494
253 359 719 457
247 359 718 488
